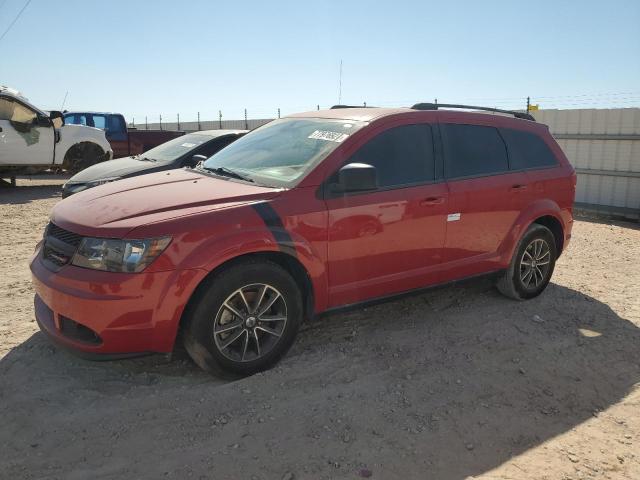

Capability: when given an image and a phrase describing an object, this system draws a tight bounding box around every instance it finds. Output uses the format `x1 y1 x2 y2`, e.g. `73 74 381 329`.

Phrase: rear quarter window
441 124 509 179
500 128 559 170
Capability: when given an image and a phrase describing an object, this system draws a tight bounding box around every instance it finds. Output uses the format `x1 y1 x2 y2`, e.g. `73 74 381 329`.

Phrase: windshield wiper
138 156 156 162
198 165 254 183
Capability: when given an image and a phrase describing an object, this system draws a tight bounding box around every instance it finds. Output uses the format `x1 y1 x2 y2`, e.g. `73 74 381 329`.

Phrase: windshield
202 118 365 187
142 133 215 162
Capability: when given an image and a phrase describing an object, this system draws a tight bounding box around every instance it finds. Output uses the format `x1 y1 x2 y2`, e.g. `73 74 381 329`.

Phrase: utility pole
244 109 248 130
218 110 222 129
159 114 163 130
277 108 280 119
197 112 201 131
526 96 531 113
177 113 180 131
145 116 148 130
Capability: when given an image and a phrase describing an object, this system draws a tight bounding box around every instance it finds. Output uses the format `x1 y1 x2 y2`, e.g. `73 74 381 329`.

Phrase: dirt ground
1 177 639 480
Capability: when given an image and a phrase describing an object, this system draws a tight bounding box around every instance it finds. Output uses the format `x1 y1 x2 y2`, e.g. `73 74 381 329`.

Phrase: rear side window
442 124 508 179
91 114 107 129
349 124 435 188
106 115 127 141
500 128 558 170
197 136 237 158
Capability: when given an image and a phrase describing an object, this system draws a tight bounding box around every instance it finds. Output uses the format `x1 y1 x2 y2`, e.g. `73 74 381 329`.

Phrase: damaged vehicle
0 86 112 182
62 129 247 198
31 104 575 377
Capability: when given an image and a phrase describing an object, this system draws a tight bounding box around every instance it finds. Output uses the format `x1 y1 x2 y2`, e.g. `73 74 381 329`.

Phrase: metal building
533 108 640 220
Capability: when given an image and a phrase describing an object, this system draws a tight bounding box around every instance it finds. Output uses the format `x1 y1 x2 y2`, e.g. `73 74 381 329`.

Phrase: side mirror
36 115 52 127
334 163 378 193
185 154 208 168
48 110 65 128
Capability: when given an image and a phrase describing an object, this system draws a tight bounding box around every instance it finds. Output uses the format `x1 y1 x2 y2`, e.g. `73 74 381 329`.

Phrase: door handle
510 184 528 191
420 196 444 206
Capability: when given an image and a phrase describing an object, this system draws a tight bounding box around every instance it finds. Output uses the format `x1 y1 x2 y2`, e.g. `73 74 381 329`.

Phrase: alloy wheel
519 238 551 289
213 283 288 362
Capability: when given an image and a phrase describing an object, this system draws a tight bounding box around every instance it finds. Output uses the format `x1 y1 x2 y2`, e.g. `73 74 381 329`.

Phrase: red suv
30 104 576 376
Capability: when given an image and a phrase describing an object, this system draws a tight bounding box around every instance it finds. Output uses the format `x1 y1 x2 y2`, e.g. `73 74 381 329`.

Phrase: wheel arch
60 141 106 169
501 199 567 264
178 250 316 336
531 215 564 256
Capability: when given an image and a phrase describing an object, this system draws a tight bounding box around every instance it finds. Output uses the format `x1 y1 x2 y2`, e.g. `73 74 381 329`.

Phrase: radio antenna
60 91 69 110
338 60 343 104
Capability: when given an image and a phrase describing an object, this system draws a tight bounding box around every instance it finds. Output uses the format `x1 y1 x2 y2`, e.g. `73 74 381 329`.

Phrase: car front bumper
30 247 206 357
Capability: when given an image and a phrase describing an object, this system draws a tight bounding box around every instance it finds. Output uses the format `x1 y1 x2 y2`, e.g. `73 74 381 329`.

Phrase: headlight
71 237 171 273
64 177 120 194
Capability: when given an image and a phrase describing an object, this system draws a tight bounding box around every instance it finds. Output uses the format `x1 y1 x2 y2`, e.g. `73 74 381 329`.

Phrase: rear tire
183 259 303 377
497 224 557 300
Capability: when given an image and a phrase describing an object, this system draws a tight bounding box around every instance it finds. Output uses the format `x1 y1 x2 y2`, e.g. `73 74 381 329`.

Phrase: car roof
286 107 411 122
64 111 122 115
286 106 544 130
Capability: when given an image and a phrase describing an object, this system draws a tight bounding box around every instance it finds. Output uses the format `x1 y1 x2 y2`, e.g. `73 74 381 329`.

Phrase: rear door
0 96 54 166
500 127 569 208
440 122 529 278
325 122 448 307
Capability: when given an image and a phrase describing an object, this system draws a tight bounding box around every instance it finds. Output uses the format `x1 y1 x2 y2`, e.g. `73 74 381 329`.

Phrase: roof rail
411 103 536 121
330 104 376 109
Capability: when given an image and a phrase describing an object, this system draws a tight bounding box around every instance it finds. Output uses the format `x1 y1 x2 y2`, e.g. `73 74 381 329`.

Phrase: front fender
54 125 112 163
151 224 328 314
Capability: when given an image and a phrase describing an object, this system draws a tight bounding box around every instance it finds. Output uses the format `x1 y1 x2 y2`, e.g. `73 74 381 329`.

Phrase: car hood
52 168 282 237
66 156 167 184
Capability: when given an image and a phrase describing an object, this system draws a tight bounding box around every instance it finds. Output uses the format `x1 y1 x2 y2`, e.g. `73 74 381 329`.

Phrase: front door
325 123 448 307
0 97 54 166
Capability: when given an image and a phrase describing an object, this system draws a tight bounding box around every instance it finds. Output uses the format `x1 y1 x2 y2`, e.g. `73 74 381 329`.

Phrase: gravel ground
1 177 639 480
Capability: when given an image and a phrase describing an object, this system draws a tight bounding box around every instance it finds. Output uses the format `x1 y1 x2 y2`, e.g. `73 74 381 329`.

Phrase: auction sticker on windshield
308 130 349 143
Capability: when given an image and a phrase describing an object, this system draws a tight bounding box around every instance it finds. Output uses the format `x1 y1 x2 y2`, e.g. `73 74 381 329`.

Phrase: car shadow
1 280 638 479
0 182 63 204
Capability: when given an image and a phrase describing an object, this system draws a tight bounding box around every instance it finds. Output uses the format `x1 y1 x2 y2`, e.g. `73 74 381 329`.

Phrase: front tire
183 259 303 377
497 224 557 300
63 143 105 174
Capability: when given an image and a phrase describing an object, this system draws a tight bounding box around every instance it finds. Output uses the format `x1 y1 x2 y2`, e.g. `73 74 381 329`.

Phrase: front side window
442 124 509 179
203 118 366 187
64 113 87 126
348 124 435 188
500 128 558 170
9 101 37 125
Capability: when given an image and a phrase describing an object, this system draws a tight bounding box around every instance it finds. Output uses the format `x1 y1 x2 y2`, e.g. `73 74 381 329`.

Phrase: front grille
42 222 83 271
47 222 82 247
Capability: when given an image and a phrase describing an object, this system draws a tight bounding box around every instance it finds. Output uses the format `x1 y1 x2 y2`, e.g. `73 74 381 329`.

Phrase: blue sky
1 0 638 122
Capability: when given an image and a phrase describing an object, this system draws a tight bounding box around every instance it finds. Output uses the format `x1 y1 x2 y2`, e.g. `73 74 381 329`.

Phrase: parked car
0 86 112 179
63 111 184 158
31 104 576 376
62 129 247 197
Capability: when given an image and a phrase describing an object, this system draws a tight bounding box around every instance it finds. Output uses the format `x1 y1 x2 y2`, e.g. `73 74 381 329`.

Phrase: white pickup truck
0 86 112 183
